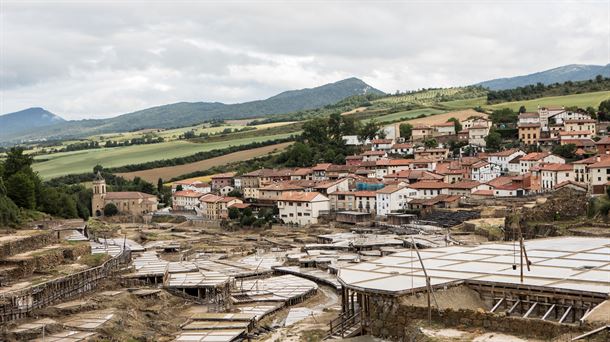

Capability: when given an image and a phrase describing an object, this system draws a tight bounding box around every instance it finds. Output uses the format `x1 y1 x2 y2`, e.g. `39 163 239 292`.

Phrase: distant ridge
0 107 65 139
476 64 610 90
0 78 384 143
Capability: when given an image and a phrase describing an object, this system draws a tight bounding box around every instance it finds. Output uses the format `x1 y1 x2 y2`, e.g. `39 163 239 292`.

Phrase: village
1 104 609 342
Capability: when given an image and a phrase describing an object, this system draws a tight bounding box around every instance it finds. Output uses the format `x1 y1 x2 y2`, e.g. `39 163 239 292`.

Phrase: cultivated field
488 90 610 112
116 142 292 183
33 133 293 179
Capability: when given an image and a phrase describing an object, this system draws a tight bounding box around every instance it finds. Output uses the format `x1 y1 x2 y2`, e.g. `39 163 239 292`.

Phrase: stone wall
367 294 591 341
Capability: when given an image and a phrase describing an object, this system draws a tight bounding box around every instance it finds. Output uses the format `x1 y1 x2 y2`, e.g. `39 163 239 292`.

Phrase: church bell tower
92 171 106 216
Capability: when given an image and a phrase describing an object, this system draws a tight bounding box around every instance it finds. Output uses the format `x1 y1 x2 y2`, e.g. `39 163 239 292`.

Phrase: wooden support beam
491 298 504 313
559 306 572 324
508 300 521 315
541 304 556 321
523 302 537 318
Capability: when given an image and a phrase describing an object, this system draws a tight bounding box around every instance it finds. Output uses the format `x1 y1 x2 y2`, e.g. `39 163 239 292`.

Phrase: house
406 181 448 199
383 169 444 184
328 191 356 212
390 143 414 155
468 125 490 146
596 136 610 155
555 180 587 193
362 150 387 162
345 155 363 166
199 194 242 220
211 172 236 191
312 163 333 180
539 163 574 191
171 180 211 194
548 109 591 125
445 180 482 197
461 116 492 129
172 190 203 211
538 106 565 129
408 195 460 212
471 160 501 182
91 172 158 217
434 161 468 183
519 152 565 174
587 157 610 194
559 130 593 141
432 122 456 136
219 185 235 196
487 149 526 172
277 191 330 225
375 185 416 217
258 183 304 202
411 125 434 140
564 119 596 135
518 123 541 145
371 139 394 152
518 112 540 125
313 178 350 195
354 191 377 213
507 155 522 175
413 148 449 161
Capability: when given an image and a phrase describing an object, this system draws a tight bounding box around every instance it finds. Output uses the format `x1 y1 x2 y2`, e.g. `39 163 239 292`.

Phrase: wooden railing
327 309 361 339
0 247 131 323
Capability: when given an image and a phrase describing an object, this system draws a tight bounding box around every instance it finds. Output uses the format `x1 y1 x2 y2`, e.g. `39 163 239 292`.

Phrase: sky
1 0 609 120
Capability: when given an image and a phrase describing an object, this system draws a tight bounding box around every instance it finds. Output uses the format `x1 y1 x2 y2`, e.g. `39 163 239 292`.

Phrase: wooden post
520 237 524 283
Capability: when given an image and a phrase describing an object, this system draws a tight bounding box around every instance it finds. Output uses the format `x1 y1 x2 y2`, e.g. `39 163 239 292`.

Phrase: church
91 172 159 217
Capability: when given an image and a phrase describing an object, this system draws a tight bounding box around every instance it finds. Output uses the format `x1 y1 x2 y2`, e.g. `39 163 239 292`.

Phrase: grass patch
78 253 112 267
488 90 610 112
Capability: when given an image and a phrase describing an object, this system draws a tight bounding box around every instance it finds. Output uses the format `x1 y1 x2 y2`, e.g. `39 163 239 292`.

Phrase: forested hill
476 64 610 90
1 77 384 143
0 107 65 138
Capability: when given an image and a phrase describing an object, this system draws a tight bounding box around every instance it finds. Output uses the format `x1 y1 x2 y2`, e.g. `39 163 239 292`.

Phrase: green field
488 91 610 112
370 108 446 124
33 133 293 179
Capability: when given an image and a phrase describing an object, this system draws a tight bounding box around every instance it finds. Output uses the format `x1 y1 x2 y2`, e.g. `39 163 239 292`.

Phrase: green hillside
488 90 610 111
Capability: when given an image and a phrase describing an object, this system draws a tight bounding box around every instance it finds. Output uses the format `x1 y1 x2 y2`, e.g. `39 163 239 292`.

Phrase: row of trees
486 75 610 104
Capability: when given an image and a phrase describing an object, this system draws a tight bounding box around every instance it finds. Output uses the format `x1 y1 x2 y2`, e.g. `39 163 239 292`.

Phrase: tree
227 189 243 198
518 105 527 113
3 148 34 178
586 106 597 119
552 144 577 159
157 178 164 193
485 130 502 150
175 184 183 191
599 99 610 115
490 108 518 125
423 138 438 148
103 203 119 216
228 206 240 220
446 117 462 133
358 120 382 142
399 123 413 139
93 164 104 174
6 171 36 209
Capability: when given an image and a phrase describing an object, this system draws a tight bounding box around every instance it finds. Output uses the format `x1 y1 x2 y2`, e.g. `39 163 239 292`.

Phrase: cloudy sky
1 0 609 120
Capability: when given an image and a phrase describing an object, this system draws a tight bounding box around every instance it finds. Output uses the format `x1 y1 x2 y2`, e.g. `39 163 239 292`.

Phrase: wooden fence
0 248 131 323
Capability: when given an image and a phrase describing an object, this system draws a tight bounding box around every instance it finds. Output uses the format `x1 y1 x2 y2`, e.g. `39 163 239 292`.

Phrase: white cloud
0 0 608 119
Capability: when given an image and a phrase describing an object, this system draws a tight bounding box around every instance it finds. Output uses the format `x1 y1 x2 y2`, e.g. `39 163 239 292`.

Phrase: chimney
596 156 601 162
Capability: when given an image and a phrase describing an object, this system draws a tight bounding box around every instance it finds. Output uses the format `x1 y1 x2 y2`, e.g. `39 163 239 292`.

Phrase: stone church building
91 172 158 216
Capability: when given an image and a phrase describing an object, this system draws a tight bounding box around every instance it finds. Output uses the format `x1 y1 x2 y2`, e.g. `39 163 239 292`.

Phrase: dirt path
116 142 292 183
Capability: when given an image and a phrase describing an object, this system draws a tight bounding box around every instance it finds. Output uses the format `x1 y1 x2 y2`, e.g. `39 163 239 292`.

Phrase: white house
587 157 610 195
468 125 490 147
539 164 574 191
390 143 414 155
172 190 203 211
171 180 211 194
461 116 492 129
432 122 456 136
371 139 394 152
519 152 565 175
406 181 447 199
375 185 416 217
487 149 526 172
471 161 501 182
277 191 330 225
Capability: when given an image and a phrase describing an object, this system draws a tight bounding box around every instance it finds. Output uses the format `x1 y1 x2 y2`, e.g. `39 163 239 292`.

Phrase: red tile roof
280 191 326 202
539 163 573 172
173 190 204 198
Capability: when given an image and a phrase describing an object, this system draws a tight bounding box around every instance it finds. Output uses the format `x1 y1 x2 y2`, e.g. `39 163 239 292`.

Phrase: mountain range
476 64 610 90
0 78 384 143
